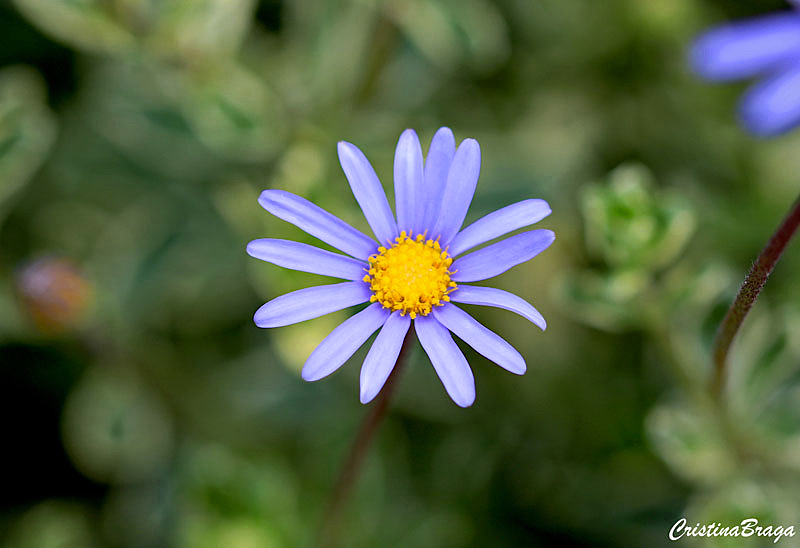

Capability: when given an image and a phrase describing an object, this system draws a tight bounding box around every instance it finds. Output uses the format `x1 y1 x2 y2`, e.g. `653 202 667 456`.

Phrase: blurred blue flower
247 128 554 407
691 4 800 136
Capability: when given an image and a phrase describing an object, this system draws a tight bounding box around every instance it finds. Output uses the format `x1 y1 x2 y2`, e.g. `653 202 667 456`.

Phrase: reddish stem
318 328 414 547
710 195 800 397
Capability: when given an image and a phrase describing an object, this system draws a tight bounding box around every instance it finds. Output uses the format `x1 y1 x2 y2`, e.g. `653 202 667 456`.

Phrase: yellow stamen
365 231 457 318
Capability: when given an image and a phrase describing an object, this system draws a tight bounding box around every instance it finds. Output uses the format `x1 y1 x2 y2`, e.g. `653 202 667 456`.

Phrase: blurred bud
582 163 695 271
0 66 57 214
61 369 174 484
16 257 93 334
556 164 696 331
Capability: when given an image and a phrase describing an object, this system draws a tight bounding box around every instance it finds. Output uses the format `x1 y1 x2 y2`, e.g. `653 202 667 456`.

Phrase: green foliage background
1 0 800 546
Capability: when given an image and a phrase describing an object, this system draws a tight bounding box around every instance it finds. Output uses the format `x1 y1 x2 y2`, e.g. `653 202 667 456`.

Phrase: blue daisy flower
247 128 554 407
691 2 800 136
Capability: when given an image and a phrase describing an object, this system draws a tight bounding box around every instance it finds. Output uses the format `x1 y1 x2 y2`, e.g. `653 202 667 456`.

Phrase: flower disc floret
364 231 457 319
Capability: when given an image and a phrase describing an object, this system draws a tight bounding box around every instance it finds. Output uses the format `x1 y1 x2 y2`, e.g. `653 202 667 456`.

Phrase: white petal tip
337 141 356 155
460 138 480 151
301 367 322 382
257 189 278 207
253 309 269 328
453 396 475 408
448 387 476 407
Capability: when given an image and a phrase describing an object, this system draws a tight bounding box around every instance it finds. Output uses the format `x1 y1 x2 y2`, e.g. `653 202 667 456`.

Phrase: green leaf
12 0 133 54
13 0 256 60
144 0 257 60
0 66 57 214
180 63 284 161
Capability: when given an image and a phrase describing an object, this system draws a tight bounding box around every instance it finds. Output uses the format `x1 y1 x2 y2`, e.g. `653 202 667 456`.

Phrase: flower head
691 2 800 136
247 128 554 407
364 231 457 318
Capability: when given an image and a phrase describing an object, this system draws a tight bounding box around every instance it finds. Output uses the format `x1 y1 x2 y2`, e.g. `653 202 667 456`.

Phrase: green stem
318 328 414 547
710 194 800 397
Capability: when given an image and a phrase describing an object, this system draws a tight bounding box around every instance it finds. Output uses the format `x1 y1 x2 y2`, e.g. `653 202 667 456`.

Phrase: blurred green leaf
12 0 133 54
175 444 303 548
647 401 736 487
0 66 56 216
179 63 284 161
144 0 257 61
556 268 649 331
5 501 98 548
386 0 509 73
13 0 256 61
727 306 800 424
683 479 800 548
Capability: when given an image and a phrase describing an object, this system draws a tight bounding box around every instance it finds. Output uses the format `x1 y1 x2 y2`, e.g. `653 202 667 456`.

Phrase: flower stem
318 328 415 547
710 194 800 397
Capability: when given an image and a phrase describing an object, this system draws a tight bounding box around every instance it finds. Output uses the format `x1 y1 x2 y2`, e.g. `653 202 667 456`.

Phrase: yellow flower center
363 231 457 319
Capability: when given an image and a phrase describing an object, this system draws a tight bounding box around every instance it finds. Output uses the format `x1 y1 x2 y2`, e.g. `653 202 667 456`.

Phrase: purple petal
254 282 371 328
394 129 424 235
302 303 390 381
448 199 552 257
430 138 481 245
258 190 377 260
338 141 398 245
452 230 555 282
690 13 800 81
359 311 411 403
246 239 367 280
433 304 526 375
420 127 456 231
449 285 546 330
739 63 800 136
415 315 475 407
